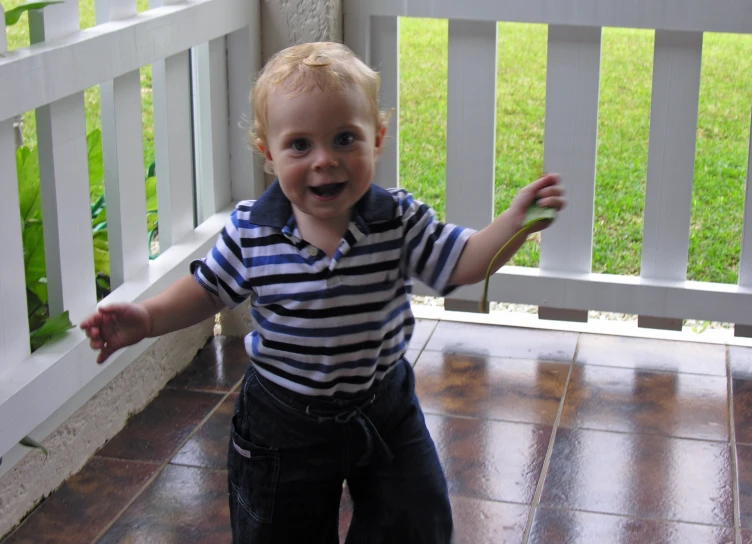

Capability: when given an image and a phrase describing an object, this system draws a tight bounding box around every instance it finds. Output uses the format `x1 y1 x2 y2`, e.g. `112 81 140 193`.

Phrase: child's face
260 85 385 227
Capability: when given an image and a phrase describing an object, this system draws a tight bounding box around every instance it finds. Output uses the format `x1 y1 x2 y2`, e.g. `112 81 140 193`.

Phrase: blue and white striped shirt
191 181 474 396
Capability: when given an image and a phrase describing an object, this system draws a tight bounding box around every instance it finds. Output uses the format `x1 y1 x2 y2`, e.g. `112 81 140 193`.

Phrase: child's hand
79 303 152 364
510 173 566 233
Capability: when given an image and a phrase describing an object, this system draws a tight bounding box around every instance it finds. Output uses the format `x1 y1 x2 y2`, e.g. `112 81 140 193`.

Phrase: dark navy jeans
227 358 453 543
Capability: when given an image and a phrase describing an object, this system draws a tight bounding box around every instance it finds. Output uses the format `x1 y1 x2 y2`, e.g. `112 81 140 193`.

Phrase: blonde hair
250 42 389 152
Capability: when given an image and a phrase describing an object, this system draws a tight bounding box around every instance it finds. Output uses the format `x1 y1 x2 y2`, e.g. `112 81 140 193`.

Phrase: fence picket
442 20 497 313
538 25 602 323
30 5 97 324
736 109 752 337
369 16 399 189
0 123 30 369
639 30 703 330
193 37 231 222
227 8 265 201
97 0 147 289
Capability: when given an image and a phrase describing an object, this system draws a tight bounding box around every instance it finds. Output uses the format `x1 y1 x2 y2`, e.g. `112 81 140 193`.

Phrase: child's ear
374 126 387 158
256 139 273 162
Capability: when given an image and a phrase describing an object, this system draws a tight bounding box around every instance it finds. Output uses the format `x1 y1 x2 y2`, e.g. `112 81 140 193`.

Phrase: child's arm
450 174 565 285
80 275 224 364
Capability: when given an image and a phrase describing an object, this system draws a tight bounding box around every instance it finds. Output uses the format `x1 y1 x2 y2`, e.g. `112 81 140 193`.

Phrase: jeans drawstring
305 394 394 466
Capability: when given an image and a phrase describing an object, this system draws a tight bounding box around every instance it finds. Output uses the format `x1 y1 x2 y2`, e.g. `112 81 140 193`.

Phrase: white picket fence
0 0 263 468
1 0 751 470
344 0 752 330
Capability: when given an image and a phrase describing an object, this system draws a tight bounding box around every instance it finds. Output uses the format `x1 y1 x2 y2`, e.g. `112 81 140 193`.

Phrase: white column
0 17 31 370
539 25 602 323
96 0 148 289
639 30 703 331
30 3 97 323
444 20 497 313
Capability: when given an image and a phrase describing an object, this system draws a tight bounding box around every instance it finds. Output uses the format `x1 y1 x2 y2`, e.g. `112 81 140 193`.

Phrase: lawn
399 19 752 283
5 9 752 284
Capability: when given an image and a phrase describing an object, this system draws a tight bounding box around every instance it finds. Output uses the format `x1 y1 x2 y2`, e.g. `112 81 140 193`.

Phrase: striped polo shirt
191 181 474 397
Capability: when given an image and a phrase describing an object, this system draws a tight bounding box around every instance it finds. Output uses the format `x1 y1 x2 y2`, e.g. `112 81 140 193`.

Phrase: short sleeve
190 202 255 308
394 190 476 296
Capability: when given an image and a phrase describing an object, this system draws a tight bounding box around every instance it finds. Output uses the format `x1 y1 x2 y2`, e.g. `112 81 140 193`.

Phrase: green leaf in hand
4 1 63 26
523 203 557 229
29 310 75 352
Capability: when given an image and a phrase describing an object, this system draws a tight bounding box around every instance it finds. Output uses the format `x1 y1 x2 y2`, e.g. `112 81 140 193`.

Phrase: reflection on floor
4 318 752 543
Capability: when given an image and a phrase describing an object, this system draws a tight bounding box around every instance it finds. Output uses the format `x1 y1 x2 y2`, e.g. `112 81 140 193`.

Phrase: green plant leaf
92 234 110 278
87 129 104 200
17 145 41 223
23 220 47 304
29 310 74 352
147 161 156 179
522 204 557 229
19 435 48 456
4 1 63 26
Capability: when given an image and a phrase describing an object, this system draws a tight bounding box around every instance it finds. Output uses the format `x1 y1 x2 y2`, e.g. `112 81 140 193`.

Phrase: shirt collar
249 180 396 230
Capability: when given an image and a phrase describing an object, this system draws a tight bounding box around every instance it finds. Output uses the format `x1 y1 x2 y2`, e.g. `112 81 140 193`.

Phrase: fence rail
343 0 752 332
0 0 262 470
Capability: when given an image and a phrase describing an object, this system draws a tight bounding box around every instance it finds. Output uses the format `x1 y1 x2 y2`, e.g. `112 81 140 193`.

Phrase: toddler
81 41 565 543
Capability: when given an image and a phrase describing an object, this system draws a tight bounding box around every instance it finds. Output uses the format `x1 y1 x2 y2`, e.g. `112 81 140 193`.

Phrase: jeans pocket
228 427 279 525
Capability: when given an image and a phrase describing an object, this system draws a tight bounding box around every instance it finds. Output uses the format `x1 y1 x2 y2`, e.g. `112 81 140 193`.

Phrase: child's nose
312 148 338 170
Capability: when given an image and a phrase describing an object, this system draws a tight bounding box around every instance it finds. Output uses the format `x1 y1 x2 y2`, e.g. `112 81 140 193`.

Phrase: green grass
399 18 752 283
6 9 751 284
4 0 154 172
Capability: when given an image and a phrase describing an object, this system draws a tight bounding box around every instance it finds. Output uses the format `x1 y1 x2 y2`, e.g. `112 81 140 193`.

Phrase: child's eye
334 132 355 147
289 139 310 152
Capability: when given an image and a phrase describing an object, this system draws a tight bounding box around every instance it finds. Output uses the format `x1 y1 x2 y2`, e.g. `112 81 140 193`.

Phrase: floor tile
451 496 528 544
167 336 249 392
408 318 438 352
424 321 578 362
405 348 422 367
730 345 752 380
561 365 729 441
576 334 726 376
96 389 223 463
540 428 734 526
528 507 735 544
171 394 237 469
1 458 158 544
415 351 569 425
743 529 752 544
425 413 552 504
97 465 230 544
737 444 752 529
733 379 752 445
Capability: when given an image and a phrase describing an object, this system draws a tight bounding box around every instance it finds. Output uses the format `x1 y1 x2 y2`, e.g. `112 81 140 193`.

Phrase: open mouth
309 182 346 199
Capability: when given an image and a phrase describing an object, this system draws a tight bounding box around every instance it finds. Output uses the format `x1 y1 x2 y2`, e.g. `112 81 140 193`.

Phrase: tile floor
4 318 752 543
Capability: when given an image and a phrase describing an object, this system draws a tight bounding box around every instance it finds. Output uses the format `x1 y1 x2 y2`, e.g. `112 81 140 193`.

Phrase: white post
539 25 602 323
444 19 497 313
227 0 264 201
30 2 97 324
369 16 399 190
736 107 752 337
150 0 195 251
0 15 31 371
639 30 703 331
192 37 231 222
96 0 148 289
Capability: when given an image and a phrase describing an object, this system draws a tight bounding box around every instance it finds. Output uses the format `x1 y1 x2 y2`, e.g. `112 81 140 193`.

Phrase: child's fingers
98 344 116 364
